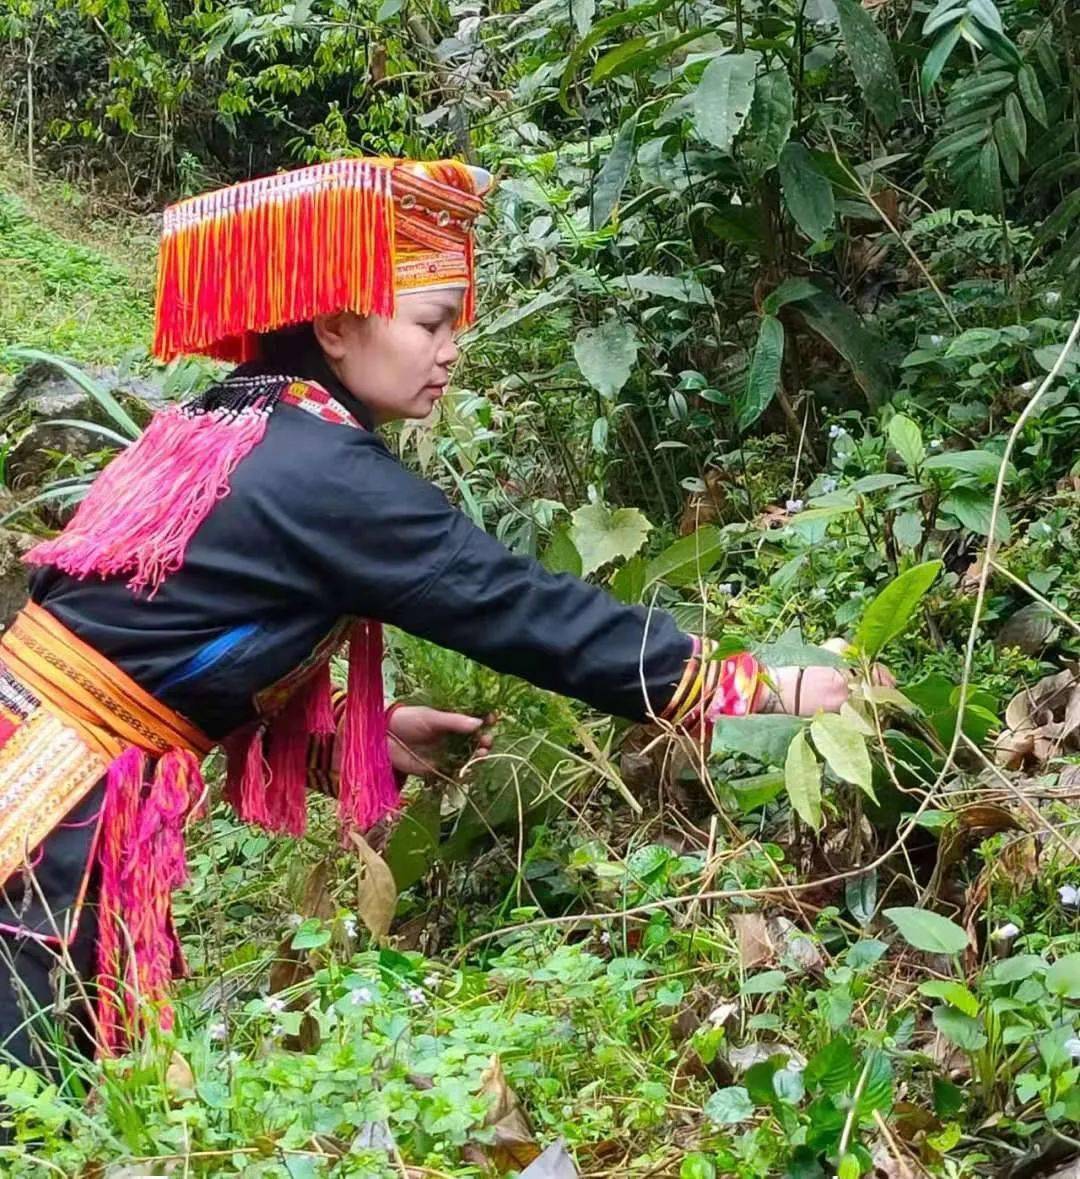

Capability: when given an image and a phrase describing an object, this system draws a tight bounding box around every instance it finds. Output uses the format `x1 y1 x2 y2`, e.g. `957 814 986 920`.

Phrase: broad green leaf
785 729 822 831
1046 953 1080 999
894 511 924 550
742 969 788 995
291 918 331 950
692 52 759 154
614 273 713 304
713 714 805 766
945 327 1002 357
922 19 965 93
752 637 844 669
919 979 979 1016
888 414 924 473
926 124 990 167
742 68 794 175
811 713 874 795
790 287 891 410
569 502 652 576
988 955 1046 985
779 142 835 242
738 314 784 430
846 869 877 926
922 0 966 35
475 288 563 339
591 112 639 228
922 449 1014 481
932 1006 987 1050
967 0 1003 33
855 561 943 659
774 1067 805 1105
610 553 646 603
1018 63 1047 127
805 1037 856 1094
644 526 724 588
704 1085 754 1124
382 791 441 891
591 37 649 83
730 771 785 812
851 473 911 493
941 488 1010 541
834 0 902 129
574 320 639 398
681 1155 717 1179
541 525 583 577
857 1050 894 1115
885 906 969 955
762 277 819 316
970 135 1001 213
994 116 1020 185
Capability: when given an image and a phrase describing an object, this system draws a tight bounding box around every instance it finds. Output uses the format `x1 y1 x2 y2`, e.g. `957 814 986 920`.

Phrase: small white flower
930 334 944 347
343 916 358 939
270 1022 284 1037
208 1021 227 1042
1020 380 1037 393
350 986 373 1005
821 477 838 494
828 424 847 440
717 582 734 597
1045 291 1062 308
1060 884 1080 907
993 922 1021 940
287 913 303 928
406 986 426 1006
929 439 942 450
786 498 804 514
600 931 611 945
1066 1037 1080 1060
423 973 440 988
266 996 286 1015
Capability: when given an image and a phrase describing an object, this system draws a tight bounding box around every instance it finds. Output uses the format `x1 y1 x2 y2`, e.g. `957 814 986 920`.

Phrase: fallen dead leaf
461 1056 543 1174
996 668 1080 769
732 913 774 970
165 1050 194 1095
350 830 399 940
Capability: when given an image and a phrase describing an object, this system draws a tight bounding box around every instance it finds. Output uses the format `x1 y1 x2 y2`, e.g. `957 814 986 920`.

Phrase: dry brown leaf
997 669 1080 768
461 1055 542 1174
350 830 399 940
165 1050 194 1094
732 913 775 970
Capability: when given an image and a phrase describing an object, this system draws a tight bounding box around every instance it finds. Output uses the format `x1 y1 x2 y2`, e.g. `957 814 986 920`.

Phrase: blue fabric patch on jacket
157 622 261 692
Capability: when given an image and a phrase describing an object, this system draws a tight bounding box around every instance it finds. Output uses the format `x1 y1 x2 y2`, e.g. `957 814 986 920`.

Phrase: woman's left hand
761 641 895 717
387 705 495 777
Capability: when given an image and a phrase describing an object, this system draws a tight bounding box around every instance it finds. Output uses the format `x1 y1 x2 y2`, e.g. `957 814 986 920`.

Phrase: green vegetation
1 0 1080 1174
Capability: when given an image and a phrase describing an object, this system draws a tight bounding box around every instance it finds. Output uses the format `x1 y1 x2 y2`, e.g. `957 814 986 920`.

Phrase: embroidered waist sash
0 602 212 1052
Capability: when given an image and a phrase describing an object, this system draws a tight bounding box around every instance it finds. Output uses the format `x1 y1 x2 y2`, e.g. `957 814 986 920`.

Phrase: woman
0 157 862 1066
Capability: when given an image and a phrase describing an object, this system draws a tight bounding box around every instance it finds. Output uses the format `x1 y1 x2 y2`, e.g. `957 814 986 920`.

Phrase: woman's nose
438 336 459 366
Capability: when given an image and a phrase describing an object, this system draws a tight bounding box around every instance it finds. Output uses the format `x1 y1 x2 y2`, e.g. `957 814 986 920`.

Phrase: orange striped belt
2 602 210 762
0 601 210 888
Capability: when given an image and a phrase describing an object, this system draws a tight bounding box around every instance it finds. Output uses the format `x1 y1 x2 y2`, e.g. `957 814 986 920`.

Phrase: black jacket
31 356 692 739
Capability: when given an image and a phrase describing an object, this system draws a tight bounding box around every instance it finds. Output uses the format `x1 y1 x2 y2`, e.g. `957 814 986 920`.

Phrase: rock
0 528 34 630
0 360 157 491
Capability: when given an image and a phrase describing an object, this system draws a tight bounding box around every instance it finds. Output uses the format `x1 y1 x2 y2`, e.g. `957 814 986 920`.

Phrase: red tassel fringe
154 160 398 363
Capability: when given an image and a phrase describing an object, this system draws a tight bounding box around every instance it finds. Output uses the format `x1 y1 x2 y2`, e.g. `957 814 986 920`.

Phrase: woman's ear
312 312 350 360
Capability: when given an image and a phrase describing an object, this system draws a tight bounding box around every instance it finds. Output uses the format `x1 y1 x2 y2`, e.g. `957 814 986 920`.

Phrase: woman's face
313 290 462 425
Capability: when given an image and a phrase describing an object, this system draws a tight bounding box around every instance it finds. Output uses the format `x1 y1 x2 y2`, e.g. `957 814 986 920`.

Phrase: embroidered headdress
154 157 492 361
